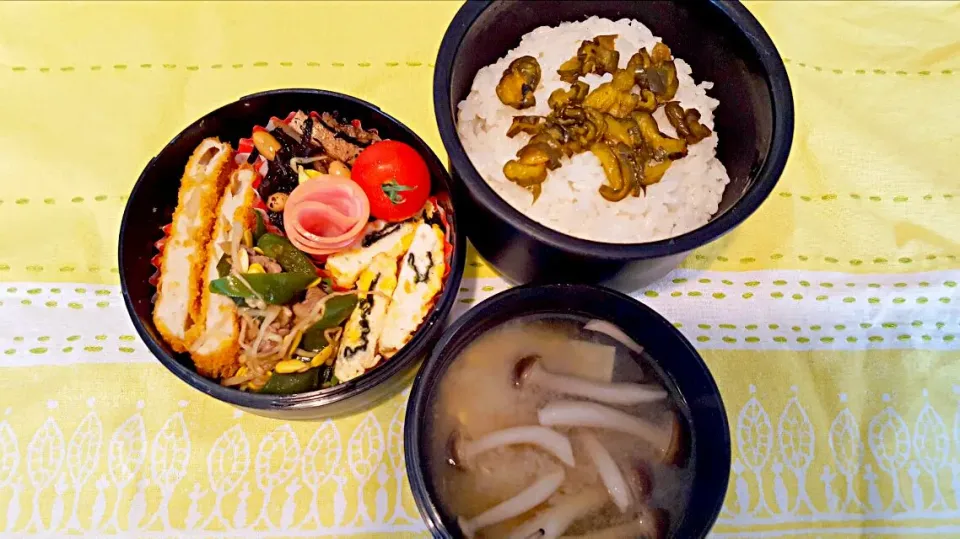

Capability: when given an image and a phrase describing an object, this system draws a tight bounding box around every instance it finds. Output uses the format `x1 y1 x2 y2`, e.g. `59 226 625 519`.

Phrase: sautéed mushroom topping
497 36 712 202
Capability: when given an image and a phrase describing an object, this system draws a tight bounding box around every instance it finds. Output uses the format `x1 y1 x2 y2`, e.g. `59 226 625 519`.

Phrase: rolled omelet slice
334 253 399 382
186 164 257 378
325 220 417 289
153 138 234 353
378 223 446 358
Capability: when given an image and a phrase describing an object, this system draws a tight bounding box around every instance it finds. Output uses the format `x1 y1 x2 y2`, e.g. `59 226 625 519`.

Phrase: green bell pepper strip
321 373 340 389
216 254 232 278
256 233 317 275
300 294 358 351
258 368 320 395
209 273 315 305
253 210 268 243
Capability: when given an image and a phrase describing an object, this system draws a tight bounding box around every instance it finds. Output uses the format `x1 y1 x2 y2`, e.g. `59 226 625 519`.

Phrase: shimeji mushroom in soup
428 315 692 538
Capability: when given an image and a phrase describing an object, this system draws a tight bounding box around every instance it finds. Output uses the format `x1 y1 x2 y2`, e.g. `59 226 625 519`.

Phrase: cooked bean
267 192 288 212
328 160 351 177
253 130 281 161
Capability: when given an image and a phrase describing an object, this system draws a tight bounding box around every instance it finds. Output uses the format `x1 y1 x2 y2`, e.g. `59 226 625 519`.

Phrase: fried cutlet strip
152 138 235 353
187 165 257 378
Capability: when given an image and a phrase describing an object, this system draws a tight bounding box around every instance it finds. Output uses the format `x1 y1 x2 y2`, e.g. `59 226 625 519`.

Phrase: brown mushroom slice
541 122 569 144
632 112 687 160
616 146 641 197
625 49 652 72
561 507 665 539
557 56 584 83
528 133 566 158
583 108 607 140
654 61 679 102
577 36 620 77
518 142 563 170
538 400 683 464
514 355 666 406
602 116 642 148
685 108 712 143
663 101 712 145
582 319 645 354
458 470 566 538
610 70 636 93
548 81 591 109
663 102 691 140
507 116 547 138
506 486 608 539
635 89 658 113
642 159 673 186
504 160 548 187
650 42 672 64
577 431 632 512
598 144 639 202
497 56 543 109
583 82 634 116
593 35 621 74
448 425 576 469
634 68 666 94
589 143 624 200
608 93 639 119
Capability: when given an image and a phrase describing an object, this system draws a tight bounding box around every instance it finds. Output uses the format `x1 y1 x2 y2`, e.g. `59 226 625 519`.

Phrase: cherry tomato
351 140 431 222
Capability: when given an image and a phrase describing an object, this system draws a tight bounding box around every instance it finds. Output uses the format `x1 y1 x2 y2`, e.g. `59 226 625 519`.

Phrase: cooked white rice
457 17 730 243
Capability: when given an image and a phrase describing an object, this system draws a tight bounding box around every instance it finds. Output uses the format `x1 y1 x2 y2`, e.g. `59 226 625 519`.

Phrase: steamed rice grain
457 17 730 243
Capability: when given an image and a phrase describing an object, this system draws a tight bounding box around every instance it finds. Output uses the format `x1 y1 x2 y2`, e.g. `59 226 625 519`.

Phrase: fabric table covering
0 1 958 537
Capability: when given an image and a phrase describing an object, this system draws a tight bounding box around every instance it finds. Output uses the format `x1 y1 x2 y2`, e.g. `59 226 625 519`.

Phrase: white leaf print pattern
300 420 342 530
869 404 911 512
255 424 300 491
151 411 190 490
913 397 949 509
147 411 190 531
26 417 65 532
67 411 102 489
386 401 417 525
106 412 146 532
65 411 102 531
0 420 20 488
386 403 405 472
828 407 865 512
205 424 249 529
27 417 64 489
954 388 960 455
108 413 146 487
253 425 300 530
302 420 342 486
736 386 772 515
777 390 815 514
207 424 250 495
348 412 385 525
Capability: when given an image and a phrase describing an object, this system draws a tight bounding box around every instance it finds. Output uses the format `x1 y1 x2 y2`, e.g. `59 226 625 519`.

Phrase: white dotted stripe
452 270 960 351
0 284 122 309
0 270 958 367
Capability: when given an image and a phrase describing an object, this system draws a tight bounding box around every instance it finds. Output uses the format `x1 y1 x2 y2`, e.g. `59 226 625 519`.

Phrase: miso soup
429 314 692 538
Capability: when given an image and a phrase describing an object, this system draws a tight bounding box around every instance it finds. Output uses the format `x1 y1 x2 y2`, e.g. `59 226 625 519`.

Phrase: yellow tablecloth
0 1 958 537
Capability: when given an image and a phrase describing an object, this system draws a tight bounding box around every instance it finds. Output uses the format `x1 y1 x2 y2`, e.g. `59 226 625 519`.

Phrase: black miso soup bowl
119 89 466 420
405 284 731 538
434 0 793 287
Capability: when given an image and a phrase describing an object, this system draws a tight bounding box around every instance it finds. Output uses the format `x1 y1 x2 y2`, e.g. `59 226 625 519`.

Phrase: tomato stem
381 179 416 205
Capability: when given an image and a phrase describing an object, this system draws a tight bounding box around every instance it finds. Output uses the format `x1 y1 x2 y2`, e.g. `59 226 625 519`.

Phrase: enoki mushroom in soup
429 315 690 538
